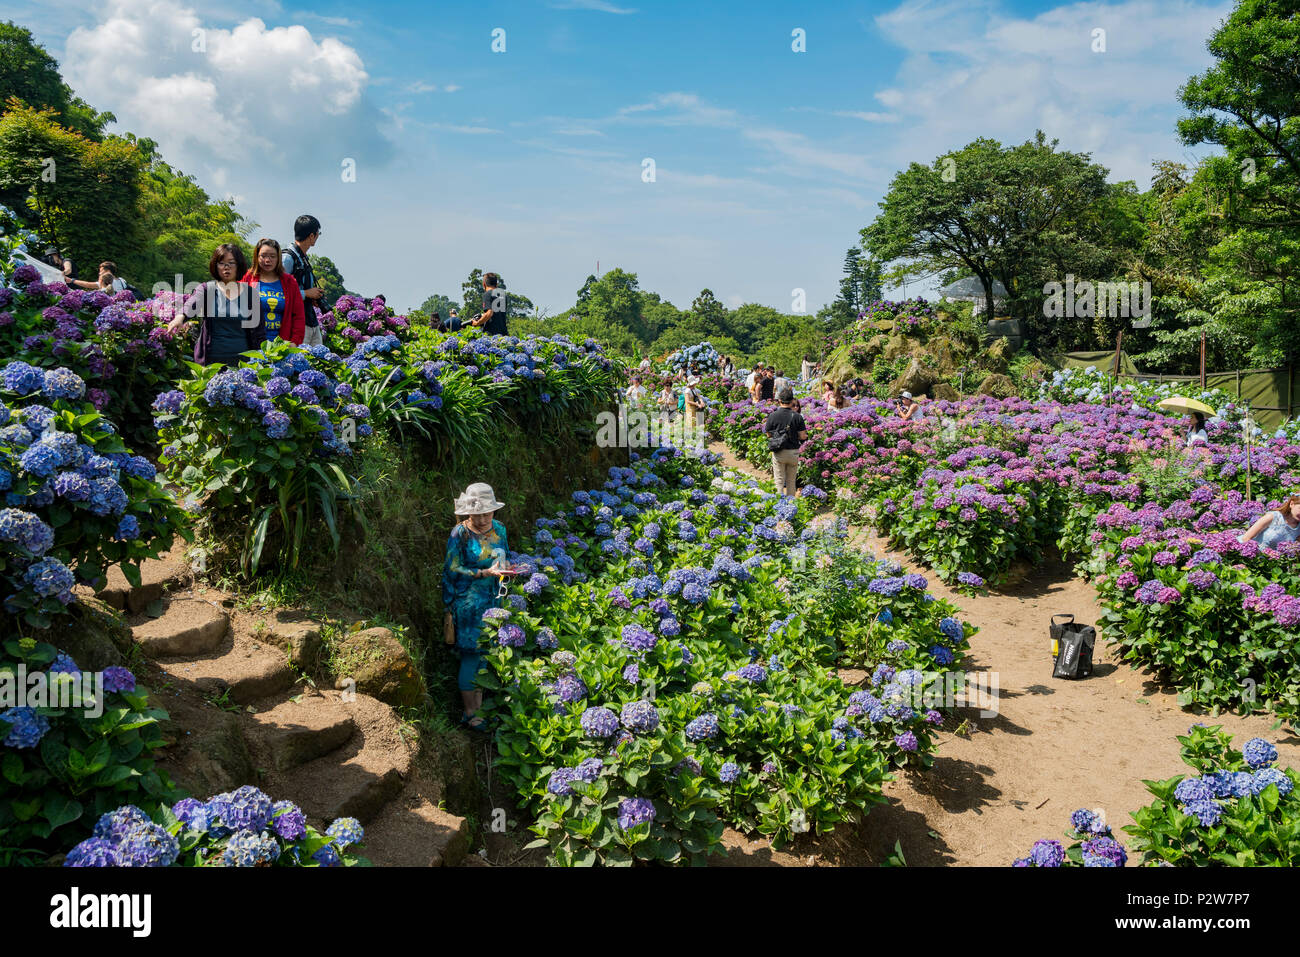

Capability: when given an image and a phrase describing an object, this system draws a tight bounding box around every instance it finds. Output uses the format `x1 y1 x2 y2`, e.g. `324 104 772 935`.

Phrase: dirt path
708 441 1300 867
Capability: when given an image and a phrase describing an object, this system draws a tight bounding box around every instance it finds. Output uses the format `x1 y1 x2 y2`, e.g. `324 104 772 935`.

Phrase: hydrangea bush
63 787 366 867
152 339 372 576
664 341 721 376
1014 727 1299 866
478 447 972 865
1 361 185 626
318 294 412 353
2 265 189 448
0 642 175 864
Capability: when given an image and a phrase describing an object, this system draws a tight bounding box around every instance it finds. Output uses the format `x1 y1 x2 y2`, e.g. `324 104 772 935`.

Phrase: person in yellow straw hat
441 482 508 731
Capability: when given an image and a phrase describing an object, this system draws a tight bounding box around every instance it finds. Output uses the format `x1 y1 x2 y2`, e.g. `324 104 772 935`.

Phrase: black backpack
765 409 793 452
1051 614 1096 679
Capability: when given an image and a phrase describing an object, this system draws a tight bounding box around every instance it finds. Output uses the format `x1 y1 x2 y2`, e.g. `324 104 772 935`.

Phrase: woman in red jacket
241 238 305 345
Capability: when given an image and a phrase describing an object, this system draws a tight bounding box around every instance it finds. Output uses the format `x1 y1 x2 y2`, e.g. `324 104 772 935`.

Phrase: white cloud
428 123 501 135
62 0 391 178
406 81 438 93
869 0 1231 183
832 110 900 124
442 84 462 93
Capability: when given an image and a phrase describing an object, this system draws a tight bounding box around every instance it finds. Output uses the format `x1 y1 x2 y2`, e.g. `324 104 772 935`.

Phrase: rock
977 373 1017 398
882 335 912 361
170 713 254 797
932 382 960 402
95 545 192 613
926 336 963 377
40 596 132 670
891 356 941 398
132 600 228 658
265 611 324 674
983 336 1012 374
225 657 297 705
432 730 481 817
331 627 426 709
252 699 357 771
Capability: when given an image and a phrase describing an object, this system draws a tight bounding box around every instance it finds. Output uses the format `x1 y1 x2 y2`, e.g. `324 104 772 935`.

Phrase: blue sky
19 0 1230 314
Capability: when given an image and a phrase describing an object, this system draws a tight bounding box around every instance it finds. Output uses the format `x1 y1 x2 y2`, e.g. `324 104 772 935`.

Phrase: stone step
274 692 413 825
361 790 471 867
249 698 357 771
156 648 297 706
132 599 228 658
97 541 192 613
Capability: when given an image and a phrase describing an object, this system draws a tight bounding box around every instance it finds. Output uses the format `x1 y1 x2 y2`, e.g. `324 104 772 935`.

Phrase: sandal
466 714 491 733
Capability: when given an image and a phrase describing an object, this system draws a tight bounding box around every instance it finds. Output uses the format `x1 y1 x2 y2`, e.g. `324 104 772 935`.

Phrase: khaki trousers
771 448 800 497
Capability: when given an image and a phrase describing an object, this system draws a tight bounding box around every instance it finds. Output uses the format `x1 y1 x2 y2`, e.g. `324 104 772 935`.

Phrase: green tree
414 292 459 321
862 132 1132 351
310 255 350 308
690 288 727 332
1175 0 1300 364
126 135 249 287
0 23 113 139
461 267 484 314
0 103 143 277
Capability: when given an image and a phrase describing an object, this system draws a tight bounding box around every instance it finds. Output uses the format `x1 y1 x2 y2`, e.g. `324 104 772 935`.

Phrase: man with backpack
282 214 326 347
763 388 807 497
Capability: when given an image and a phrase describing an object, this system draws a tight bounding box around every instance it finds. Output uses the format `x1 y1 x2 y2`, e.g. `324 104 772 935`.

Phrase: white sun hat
901 391 913 399
454 482 505 515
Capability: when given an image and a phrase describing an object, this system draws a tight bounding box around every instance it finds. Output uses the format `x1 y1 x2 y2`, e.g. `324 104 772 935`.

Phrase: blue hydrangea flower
684 712 720 742
719 762 741 784
209 786 273 833
326 817 364 848
118 822 181 867
617 797 656 830
1252 767 1293 797
1 706 50 748
219 829 281 867
1182 799 1222 827
270 800 307 841
1242 738 1278 769
1029 839 1064 867
580 706 619 738
64 837 121 867
620 700 660 733
93 805 151 843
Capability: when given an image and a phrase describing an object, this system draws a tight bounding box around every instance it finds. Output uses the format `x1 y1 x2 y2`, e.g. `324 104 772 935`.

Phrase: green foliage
1124 726 1300 866
0 23 113 140
484 453 969 865
1172 0 1300 365
862 132 1141 354
0 637 177 864
129 142 249 289
0 103 145 279
0 380 187 628
154 342 367 577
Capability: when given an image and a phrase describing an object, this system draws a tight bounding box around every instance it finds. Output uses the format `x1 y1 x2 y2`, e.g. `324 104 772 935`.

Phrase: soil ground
707 441 1300 866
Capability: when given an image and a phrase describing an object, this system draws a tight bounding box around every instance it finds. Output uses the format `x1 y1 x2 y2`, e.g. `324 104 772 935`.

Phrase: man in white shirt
745 363 761 401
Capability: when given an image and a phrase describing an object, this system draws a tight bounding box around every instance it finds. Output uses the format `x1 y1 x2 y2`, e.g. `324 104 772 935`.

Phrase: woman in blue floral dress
442 483 508 730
